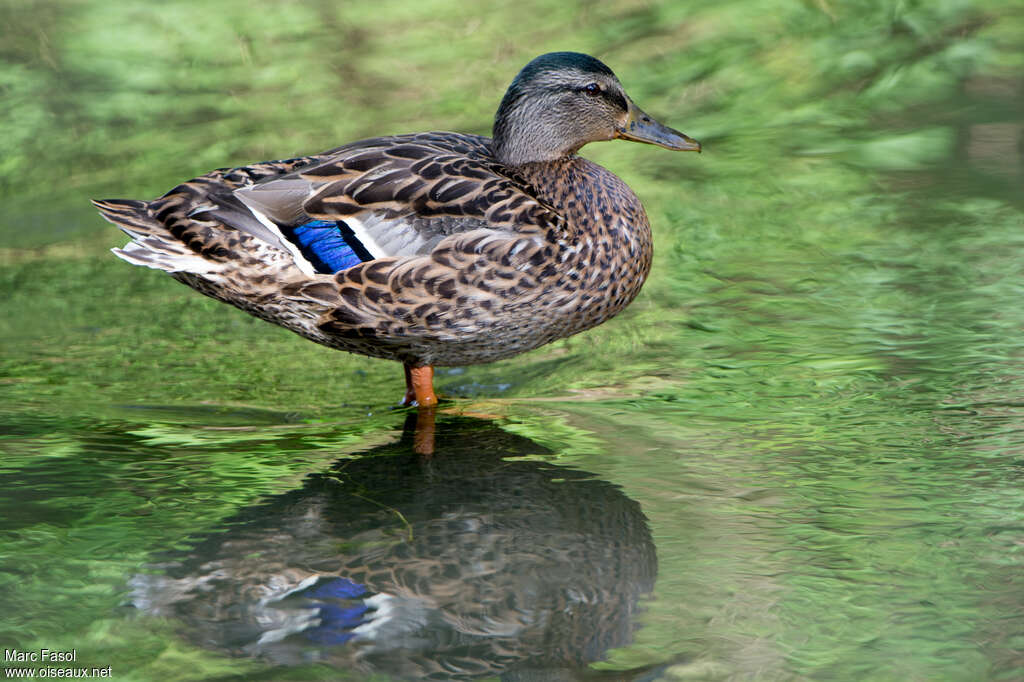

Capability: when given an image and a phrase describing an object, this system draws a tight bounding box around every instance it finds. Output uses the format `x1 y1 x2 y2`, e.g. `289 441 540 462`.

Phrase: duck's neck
492 102 582 167
498 157 590 212
492 130 580 168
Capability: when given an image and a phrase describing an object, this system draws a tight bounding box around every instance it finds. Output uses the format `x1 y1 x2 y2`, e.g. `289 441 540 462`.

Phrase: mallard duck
95 52 700 407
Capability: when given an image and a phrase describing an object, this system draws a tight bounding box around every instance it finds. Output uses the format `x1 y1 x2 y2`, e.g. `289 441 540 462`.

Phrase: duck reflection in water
129 416 660 680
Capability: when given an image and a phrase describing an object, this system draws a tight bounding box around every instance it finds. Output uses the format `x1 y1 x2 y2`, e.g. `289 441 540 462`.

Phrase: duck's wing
194 133 564 275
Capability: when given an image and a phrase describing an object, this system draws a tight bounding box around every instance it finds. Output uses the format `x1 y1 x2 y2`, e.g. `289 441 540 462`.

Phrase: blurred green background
2 0 1024 680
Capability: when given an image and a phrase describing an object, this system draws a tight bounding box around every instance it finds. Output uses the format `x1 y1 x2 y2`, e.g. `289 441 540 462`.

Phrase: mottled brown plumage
94 52 700 406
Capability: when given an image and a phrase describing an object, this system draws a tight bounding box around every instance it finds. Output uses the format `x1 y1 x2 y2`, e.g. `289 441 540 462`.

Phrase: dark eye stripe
603 89 629 112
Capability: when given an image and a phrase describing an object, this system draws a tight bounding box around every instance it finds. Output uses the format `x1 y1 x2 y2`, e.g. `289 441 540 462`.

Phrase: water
2 0 1024 679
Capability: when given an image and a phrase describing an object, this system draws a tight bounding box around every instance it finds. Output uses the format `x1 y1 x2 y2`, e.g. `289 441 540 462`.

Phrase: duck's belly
319 255 649 366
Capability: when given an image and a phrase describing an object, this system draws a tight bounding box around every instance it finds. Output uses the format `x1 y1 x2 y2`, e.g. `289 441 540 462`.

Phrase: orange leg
402 364 438 408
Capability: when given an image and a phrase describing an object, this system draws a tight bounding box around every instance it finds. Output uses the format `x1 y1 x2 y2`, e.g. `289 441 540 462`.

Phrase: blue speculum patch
287 220 373 273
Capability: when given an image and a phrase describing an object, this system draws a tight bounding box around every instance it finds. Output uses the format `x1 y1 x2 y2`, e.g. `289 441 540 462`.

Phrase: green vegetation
2 0 1023 679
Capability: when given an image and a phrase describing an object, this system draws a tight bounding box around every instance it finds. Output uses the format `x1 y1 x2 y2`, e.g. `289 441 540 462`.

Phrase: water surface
2 0 1023 680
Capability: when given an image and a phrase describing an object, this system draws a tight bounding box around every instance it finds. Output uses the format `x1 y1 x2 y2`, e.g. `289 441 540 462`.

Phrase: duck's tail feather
92 199 152 238
95 198 231 276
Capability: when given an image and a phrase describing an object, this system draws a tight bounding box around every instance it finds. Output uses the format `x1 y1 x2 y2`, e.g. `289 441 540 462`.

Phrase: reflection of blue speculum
294 577 371 645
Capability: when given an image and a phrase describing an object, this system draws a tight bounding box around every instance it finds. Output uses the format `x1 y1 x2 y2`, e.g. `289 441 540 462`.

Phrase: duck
94 52 700 407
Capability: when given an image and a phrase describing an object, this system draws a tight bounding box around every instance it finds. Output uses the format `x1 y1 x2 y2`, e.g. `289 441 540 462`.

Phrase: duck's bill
616 102 701 152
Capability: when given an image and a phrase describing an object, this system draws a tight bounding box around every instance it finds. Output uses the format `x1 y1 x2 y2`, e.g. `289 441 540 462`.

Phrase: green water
3 0 1024 679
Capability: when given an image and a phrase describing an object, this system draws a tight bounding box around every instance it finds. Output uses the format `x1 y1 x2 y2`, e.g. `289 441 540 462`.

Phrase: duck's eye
583 82 602 96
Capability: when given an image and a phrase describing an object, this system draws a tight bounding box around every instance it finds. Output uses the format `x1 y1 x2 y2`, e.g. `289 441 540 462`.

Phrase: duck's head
492 51 701 167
